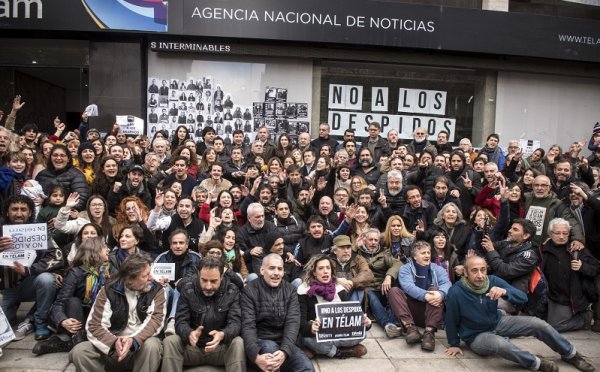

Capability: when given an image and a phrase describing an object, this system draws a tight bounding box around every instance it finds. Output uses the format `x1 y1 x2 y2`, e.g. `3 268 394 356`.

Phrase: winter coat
357 245 402 290
36 166 89 211
398 259 451 301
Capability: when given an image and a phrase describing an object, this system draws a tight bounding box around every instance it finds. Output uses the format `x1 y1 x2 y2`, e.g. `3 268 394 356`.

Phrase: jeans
161 334 246 372
469 312 575 369
254 339 314 372
366 288 396 327
1 272 57 326
547 299 586 332
163 286 181 319
301 336 363 358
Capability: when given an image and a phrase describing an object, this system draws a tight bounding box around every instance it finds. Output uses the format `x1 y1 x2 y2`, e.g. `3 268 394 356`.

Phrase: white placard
116 115 145 136
0 306 15 345
398 88 447 115
84 104 98 117
2 223 48 251
151 263 176 281
328 84 363 110
371 87 388 112
0 249 37 267
518 139 541 156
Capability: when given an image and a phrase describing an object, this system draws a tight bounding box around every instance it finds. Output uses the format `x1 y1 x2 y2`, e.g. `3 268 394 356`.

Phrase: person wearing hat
76 142 97 185
107 164 152 215
86 128 100 144
587 122 600 152
330 235 374 304
246 230 302 287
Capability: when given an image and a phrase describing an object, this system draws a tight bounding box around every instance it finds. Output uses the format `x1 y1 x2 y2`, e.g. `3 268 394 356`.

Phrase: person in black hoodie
542 218 599 332
293 205 355 267
273 199 305 253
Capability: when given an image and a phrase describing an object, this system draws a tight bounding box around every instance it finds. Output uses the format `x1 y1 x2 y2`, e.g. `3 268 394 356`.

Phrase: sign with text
315 301 365 343
327 84 455 141
2 224 48 251
0 250 37 267
151 263 176 281
116 115 145 136
0 307 15 344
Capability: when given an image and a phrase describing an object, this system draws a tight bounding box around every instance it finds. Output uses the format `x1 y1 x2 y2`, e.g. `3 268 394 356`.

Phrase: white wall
495 71 600 155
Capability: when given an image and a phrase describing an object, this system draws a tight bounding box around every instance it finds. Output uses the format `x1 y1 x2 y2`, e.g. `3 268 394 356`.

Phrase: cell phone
572 251 580 261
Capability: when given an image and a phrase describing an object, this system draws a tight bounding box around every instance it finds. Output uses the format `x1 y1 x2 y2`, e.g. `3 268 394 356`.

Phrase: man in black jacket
162 257 245 371
241 254 314 372
1 196 63 341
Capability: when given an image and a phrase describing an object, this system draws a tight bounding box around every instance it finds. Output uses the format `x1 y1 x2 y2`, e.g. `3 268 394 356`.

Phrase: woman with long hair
428 227 459 282
274 133 294 161
197 148 217 181
21 147 35 179
517 168 540 195
349 205 371 250
543 144 563 180
381 215 415 262
216 228 249 279
170 125 191 151
54 194 116 245
291 148 304 167
349 175 368 203
32 141 54 178
108 225 146 274
425 202 470 260
110 196 157 256
76 142 97 186
298 254 371 359
90 156 120 200
33 237 110 355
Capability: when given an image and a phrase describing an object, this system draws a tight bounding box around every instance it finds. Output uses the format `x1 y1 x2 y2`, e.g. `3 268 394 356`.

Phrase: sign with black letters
315 301 365 343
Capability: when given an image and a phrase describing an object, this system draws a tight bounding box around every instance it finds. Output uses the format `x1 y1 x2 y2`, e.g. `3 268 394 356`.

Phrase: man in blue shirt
444 255 594 372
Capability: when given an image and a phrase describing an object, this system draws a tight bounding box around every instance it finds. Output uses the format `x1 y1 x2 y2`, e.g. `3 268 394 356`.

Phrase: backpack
522 244 548 319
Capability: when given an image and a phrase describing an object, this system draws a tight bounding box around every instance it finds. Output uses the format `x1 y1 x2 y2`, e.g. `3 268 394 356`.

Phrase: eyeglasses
89 203 104 208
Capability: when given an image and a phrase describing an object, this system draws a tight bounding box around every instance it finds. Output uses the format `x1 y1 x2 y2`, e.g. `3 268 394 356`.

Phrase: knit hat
593 122 600 134
77 142 95 157
263 231 283 253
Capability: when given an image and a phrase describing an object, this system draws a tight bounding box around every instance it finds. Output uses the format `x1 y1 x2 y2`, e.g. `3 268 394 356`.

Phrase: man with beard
480 218 538 313
356 228 403 339
150 156 199 197
405 149 446 195
434 130 453 154
525 175 584 247
552 159 595 203
294 207 354 266
330 235 374 302
257 126 276 161
161 257 245 372
237 203 276 258
406 127 437 157
354 148 381 186
380 170 406 218
343 140 358 169
383 129 400 155
445 256 595 372
161 196 206 252
474 162 502 217
0 195 62 341
355 189 386 230
376 156 404 190
108 165 152 215
273 199 305 254
360 122 388 162
446 150 481 217
241 254 314 372
70 255 165 372
541 218 599 332
401 185 437 236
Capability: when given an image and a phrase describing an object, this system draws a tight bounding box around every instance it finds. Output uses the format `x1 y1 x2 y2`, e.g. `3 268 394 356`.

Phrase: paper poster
2 223 48 251
0 250 37 267
315 301 365 343
518 139 541 156
0 306 15 345
151 263 176 281
116 115 145 136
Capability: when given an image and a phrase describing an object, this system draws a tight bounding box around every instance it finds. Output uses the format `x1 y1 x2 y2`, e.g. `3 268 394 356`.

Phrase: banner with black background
1 0 598 62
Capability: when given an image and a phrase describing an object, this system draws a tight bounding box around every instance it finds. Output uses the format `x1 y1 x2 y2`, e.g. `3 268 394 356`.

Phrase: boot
32 335 72 355
72 330 87 346
404 325 422 345
334 344 367 359
562 352 595 372
420 330 435 352
538 358 558 372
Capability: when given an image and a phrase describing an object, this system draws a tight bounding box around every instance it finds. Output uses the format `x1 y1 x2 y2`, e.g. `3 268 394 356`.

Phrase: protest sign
0 307 15 345
2 223 48 251
0 250 37 267
315 301 365 343
151 263 176 281
116 115 144 136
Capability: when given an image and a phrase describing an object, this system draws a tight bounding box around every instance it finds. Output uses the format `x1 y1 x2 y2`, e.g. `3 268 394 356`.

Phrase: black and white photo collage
146 77 255 143
253 87 309 146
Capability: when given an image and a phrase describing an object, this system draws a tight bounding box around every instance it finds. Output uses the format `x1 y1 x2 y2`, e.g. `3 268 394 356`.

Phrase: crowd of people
0 94 599 371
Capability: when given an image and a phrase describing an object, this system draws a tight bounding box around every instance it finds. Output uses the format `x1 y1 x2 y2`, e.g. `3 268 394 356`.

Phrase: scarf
460 275 490 295
225 249 236 262
83 263 110 305
0 167 20 192
306 280 337 301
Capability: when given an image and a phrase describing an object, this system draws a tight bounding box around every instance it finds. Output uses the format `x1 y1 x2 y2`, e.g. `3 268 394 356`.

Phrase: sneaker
562 352 595 372
334 344 367 359
164 318 176 336
32 335 72 355
13 320 34 341
538 358 559 372
385 323 402 339
421 331 435 352
34 325 51 341
405 325 422 345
